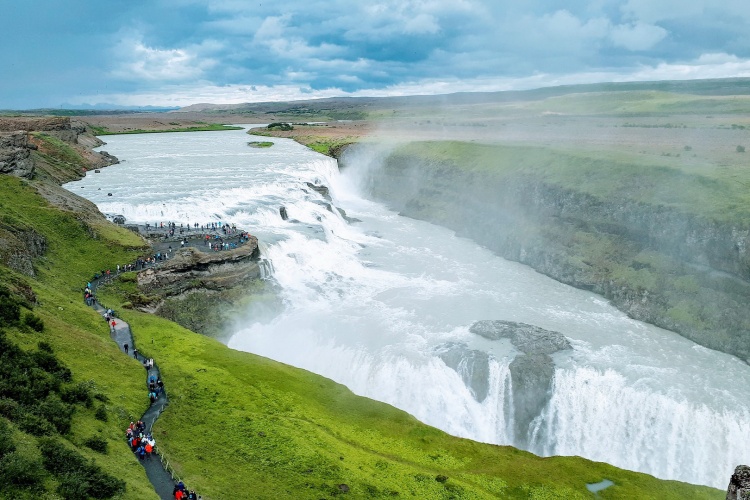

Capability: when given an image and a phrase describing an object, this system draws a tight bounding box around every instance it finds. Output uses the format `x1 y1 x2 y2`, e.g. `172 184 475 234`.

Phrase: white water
65 127 750 489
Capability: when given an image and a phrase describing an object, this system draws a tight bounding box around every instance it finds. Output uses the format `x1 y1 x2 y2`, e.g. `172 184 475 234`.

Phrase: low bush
0 452 46 489
23 312 44 332
94 404 108 422
39 438 124 499
84 435 108 454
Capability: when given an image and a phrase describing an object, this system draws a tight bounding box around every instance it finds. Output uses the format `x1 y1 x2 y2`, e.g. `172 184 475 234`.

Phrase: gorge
63 126 750 491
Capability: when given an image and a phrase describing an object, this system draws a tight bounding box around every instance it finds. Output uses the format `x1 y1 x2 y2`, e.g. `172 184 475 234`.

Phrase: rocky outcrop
469 320 571 445
137 242 260 299
727 465 750 500
470 320 571 354
0 222 47 276
435 343 491 402
0 132 35 178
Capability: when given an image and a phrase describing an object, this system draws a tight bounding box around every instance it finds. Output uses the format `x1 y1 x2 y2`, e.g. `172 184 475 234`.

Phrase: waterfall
64 128 750 489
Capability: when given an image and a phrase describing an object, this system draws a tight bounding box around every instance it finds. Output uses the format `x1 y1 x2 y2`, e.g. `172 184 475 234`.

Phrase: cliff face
343 143 750 362
0 132 35 178
0 116 117 183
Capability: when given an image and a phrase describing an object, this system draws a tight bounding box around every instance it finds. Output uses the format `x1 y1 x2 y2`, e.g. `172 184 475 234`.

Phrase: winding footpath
88 274 196 500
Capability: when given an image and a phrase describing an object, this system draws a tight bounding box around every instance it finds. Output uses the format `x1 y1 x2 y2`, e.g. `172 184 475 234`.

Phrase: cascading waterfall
63 127 750 489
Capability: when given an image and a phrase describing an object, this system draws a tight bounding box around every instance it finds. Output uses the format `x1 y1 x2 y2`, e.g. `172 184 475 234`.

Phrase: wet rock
509 353 555 446
306 182 332 201
279 206 289 220
470 320 571 355
337 207 362 223
436 342 490 402
112 215 126 225
727 465 750 500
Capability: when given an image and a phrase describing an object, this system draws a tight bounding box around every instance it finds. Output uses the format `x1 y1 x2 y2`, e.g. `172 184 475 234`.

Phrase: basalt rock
0 132 35 178
509 353 555 446
137 239 260 299
436 342 491 402
306 182 332 201
727 465 750 500
469 320 571 444
470 320 571 355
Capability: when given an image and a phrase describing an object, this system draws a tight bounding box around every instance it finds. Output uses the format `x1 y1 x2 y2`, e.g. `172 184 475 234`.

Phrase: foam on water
64 128 750 488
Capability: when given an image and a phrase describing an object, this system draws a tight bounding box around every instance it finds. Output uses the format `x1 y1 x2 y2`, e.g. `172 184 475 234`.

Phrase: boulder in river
436 342 491 402
306 182 332 201
469 320 572 444
470 320 571 355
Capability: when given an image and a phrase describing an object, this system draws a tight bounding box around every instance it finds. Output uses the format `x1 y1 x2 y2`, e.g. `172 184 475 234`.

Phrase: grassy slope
91 284 720 499
0 176 157 499
0 131 722 499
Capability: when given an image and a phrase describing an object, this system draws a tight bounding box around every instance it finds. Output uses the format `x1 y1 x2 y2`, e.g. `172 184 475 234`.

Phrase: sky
3 0 750 109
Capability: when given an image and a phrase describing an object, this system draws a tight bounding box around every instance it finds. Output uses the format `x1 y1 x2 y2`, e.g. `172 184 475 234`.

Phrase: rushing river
65 127 750 489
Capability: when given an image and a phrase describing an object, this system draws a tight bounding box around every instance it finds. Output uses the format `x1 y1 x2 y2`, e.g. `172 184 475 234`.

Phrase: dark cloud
2 0 750 108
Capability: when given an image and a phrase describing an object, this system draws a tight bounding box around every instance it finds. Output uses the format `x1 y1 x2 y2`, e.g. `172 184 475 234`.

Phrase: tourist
124 343 129 354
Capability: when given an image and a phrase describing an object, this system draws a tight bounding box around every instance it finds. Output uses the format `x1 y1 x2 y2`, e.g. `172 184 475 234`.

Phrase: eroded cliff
343 141 750 361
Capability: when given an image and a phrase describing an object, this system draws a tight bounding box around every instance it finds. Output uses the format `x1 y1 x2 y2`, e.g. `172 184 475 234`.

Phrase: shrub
32 350 72 382
0 399 19 420
23 312 44 332
0 419 15 459
16 411 55 436
61 382 93 408
0 293 20 327
267 122 293 131
39 437 86 475
83 435 108 454
94 405 108 423
39 438 124 499
0 452 45 489
33 394 75 434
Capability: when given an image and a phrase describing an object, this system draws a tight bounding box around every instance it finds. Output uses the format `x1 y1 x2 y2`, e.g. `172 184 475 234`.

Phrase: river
64 127 750 489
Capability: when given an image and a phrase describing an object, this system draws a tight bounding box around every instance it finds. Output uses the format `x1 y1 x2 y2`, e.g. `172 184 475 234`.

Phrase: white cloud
110 34 216 82
610 22 667 51
78 52 750 108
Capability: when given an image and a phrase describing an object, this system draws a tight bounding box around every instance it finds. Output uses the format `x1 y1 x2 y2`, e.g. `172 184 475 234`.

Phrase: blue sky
3 0 750 108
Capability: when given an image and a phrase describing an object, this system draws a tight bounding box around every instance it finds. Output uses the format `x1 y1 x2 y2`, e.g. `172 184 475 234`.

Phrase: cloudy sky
4 0 750 109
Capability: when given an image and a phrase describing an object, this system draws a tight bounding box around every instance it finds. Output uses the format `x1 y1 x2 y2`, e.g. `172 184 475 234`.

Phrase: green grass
247 141 274 148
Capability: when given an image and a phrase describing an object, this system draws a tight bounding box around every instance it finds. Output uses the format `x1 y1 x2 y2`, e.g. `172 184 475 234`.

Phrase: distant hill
177 77 750 115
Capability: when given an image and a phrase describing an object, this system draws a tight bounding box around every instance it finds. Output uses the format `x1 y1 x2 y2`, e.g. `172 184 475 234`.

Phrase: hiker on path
133 348 138 359
124 343 129 354
110 319 116 333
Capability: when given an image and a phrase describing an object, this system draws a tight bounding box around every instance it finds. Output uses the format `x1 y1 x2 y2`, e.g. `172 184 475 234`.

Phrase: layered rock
0 132 35 178
137 241 260 298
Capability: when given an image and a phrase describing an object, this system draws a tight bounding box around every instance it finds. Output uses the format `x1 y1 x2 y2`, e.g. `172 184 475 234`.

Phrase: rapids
64 127 750 489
